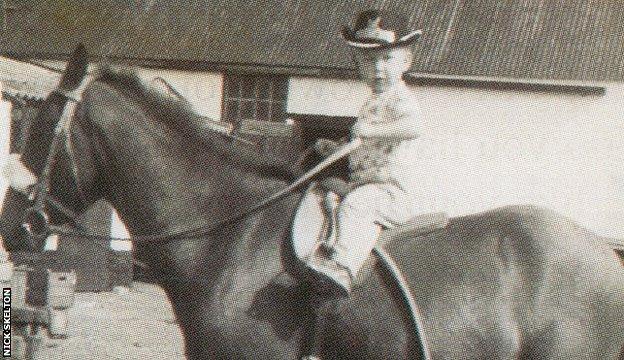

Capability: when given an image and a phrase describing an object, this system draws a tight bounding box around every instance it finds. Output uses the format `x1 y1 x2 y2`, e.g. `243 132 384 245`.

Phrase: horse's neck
87 79 302 297
106 152 292 239
86 81 279 235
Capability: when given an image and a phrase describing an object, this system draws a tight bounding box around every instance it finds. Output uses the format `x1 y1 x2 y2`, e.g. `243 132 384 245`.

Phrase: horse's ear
58 43 88 91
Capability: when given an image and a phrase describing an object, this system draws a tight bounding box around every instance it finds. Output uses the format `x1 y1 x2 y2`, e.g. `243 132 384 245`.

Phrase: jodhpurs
331 183 416 276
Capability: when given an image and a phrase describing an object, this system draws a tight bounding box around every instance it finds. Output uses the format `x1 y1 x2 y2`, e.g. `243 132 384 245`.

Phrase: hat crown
342 9 421 48
354 15 396 43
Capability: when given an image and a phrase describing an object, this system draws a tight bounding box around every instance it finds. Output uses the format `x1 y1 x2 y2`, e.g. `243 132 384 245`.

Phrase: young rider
310 9 423 296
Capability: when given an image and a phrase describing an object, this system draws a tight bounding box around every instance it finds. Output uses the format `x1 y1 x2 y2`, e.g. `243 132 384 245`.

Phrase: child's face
352 46 413 93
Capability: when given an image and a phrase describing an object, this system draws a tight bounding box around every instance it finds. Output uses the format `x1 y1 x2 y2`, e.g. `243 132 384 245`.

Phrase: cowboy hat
341 9 422 49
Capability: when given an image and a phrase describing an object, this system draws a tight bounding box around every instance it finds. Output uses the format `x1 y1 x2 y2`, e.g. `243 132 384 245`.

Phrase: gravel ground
37 282 186 360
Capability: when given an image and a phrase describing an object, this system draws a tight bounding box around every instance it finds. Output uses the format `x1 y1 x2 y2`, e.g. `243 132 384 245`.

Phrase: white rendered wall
288 76 624 238
110 210 131 251
134 68 223 120
287 77 369 116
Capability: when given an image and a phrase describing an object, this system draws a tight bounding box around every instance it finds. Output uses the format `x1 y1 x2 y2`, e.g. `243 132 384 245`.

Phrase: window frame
221 72 288 128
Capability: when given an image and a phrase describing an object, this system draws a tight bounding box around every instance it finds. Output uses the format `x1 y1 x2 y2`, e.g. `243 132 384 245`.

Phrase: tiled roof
1 1 623 81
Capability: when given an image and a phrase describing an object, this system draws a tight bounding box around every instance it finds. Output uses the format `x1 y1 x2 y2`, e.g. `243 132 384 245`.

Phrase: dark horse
1 46 623 359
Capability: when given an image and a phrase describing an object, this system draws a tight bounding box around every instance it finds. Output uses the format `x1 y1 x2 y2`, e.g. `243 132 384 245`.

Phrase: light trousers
331 183 416 276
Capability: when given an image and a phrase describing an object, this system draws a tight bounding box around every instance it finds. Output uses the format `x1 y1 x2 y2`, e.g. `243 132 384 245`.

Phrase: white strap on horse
253 138 362 209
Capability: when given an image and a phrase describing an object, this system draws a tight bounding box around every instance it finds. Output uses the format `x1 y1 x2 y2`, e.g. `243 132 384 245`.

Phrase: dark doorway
292 114 356 149
290 114 356 178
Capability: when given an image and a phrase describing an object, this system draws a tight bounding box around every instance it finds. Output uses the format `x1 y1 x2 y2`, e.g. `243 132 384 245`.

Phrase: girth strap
373 246 432 360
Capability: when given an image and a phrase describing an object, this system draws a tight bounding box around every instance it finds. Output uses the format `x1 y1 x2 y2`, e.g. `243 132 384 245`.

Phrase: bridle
22 87 91 245
21 85 362 244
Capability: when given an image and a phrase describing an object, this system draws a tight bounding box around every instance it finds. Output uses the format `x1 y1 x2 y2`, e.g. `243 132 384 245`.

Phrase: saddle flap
291 183 327 260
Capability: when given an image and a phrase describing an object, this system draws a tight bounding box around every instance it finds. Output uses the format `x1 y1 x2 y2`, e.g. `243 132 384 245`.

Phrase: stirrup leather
317 191 340 254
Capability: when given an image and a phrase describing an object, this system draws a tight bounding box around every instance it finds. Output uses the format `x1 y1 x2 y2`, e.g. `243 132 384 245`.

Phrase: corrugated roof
0 56 61 99
1 0 623 81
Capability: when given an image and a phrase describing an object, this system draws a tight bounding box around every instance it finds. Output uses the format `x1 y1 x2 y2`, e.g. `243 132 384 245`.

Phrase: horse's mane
92 67 301 182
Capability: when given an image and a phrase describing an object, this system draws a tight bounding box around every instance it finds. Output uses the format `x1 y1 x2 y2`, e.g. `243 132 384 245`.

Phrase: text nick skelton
2 288 10 357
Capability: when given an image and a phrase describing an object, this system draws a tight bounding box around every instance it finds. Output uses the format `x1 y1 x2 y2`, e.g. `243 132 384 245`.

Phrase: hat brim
341 27 422 49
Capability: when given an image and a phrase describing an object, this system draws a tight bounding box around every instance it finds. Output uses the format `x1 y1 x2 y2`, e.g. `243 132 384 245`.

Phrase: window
221 73 288 127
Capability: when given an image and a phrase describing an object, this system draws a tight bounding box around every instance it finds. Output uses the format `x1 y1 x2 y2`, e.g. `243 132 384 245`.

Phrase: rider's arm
352 99 420 140
353 119 419 140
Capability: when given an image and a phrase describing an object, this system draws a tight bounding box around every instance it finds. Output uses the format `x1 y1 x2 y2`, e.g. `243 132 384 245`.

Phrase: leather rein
21 87 361 244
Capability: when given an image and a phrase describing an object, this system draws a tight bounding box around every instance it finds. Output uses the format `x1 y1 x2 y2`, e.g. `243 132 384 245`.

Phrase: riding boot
307 256 353 297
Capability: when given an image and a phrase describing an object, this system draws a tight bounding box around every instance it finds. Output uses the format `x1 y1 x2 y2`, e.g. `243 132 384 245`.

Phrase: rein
22 86 362 243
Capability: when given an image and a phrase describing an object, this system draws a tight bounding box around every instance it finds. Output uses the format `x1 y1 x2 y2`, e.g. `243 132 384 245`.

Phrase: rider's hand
320 177 352 197
314 139 338 155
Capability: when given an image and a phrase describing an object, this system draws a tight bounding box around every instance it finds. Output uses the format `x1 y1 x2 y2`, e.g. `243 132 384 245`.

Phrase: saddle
291 182 450 279
291 182 449 360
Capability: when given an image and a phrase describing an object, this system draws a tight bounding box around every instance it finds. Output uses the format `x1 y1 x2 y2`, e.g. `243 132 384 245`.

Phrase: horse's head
0 44 96 251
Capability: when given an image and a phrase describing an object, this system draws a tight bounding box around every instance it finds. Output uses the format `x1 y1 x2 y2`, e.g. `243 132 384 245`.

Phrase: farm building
0 0 623 252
